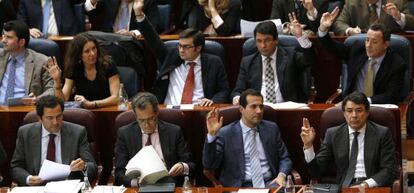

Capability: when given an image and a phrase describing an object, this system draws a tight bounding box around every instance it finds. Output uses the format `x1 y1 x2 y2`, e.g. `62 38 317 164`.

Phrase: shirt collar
41 125 61 138
369 53 385 66
240 120 257 134
348 124 366 135
185 55 201 66
8 50 25 63
261 47 277 63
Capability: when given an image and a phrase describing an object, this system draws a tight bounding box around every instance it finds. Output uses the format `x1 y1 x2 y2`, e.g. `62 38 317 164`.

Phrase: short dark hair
131 92 159 113
369 23 391 42
3 20 30 47
36 95 64 117
254 21 278 40
179 28 205 48
239 89 263 108
341 91 370 112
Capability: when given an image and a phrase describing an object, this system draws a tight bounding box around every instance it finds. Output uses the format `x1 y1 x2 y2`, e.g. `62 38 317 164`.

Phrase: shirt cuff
303 146 315 163
278 172 287 178
207 134 216 143
182 162 190 175
367 97 372 104
84 0 96 12
365 178 378 188
297 35 312 48
395 13 406 28
136 14 146 22
131 30 142 36
26 175 32 185
317 29 328 37
211 15 224 29
345 27 353 36
131 178 138 187
307 9 318 21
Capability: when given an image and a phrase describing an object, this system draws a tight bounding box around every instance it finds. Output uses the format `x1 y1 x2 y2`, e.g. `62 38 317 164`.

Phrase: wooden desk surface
341 187 391 193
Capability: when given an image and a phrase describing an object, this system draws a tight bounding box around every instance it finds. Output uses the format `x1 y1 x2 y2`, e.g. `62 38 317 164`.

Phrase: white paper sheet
44 180 82 193
38 159 71 181
238 189 269 193
91 186 126 193
241 19 282 37
265 101 309 109
370 104 399 109
10 186 45 193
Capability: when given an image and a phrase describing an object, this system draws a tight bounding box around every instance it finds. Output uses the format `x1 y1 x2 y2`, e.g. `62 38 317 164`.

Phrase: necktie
5 57 17 103
264 57 276 103
42 0 52 37
47 134 56 162
181 62 196 104
145 133 152 146
364 59 376 97
117 3 130 31
247 129 265 188
342 131 360 187
369 3 378 24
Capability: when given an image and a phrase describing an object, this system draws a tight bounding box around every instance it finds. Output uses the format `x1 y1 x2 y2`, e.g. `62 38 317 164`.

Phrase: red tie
145 133 152 146
181 62 196 104
47 134 56 161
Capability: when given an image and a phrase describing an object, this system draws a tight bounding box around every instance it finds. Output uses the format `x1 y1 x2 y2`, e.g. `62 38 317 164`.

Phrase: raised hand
43 56 62 83
133 0 144 16
319 7 340 32
289 12 303 37
206 108 223 136
300 118 316 149
382 1 401 21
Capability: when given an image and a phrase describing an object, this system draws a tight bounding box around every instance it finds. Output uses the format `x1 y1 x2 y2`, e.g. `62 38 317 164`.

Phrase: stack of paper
238 189 270 193
265 101 309 109
44 180 83 193
91 186 126 193
10 186 45 193
38 160 71 181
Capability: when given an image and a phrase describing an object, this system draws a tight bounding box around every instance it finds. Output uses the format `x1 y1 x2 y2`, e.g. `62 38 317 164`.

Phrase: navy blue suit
203 120 292 187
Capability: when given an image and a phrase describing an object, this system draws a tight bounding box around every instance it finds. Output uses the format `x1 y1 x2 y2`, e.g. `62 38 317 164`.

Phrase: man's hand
28 176 43 186
197 98 213 107
206 107 223 136
232 96 240 105
70 158 86 172
319 7 340 32
347 26 361 36
382 2 401 21
43 56 62 84
168 162 184 177
289 12 303 38
302 0 316 13
300 118 315 149
29 28 43 38
133 0 144 16
269 173 286 187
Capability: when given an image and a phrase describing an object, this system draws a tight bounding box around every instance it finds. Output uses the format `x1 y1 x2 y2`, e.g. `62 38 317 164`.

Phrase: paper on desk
91 186 126 193
238 189 270 193
44 180 82 193
38 159 71 181
370 104 399 109
265 101 309 109
10 186 45 193
241 19 282 37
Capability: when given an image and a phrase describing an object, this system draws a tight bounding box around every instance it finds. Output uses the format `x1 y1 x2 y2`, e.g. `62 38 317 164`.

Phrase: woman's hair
198 0 230 18
64 32 111 80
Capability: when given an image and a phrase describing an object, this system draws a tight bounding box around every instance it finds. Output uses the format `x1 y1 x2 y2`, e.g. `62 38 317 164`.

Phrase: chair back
342 34 412 101
117 66 139 98
158 4 171 32
164 40 225 62
114 108 185 129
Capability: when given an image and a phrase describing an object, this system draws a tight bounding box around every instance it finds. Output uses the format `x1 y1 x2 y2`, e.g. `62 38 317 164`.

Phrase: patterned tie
47 134 56 162
342 131 360 187
364 59 376 97
247 129 265 188
117 3 130 31
5 57 17 103
181 62 196 104
369 3 378 24
42 0 52 37
145 133 152 146
264 57 276 103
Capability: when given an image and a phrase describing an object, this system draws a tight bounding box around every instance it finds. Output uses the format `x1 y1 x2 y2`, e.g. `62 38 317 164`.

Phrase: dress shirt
260 49 284 103
41 0 58 36
306 8 318 21
355 54 384 103
303 124 378 187
0 51 26 104
164 56 204 105
26 125 62 184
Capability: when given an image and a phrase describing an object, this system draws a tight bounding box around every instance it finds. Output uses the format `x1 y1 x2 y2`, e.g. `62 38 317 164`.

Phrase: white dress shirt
0 51 27 105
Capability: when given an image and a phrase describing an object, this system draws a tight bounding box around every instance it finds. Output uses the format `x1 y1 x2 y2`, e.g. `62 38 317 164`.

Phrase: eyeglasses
178 44 196 50
137 115 157 125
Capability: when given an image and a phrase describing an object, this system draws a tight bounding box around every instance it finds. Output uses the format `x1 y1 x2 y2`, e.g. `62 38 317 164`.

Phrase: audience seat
158 4 171 33
164 40 225 63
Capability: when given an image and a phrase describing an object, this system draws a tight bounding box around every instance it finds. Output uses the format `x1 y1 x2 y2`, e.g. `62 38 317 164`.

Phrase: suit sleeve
39 59 55 97
16 0 29 25
214 0 241 36
332 1 352 35
306 128 335 178
270 0 282 20
143 0 161 33
397 0 414 30
174 127 196 176
318 32 350 61
11 127 31 186
210 56 230 103
114 128 134 187
231 57 250 99
78 127 98 182
274 125 292 175
202 135 224 171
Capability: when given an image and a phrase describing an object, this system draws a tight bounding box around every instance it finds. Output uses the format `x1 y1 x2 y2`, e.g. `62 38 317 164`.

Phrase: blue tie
5 57 17 103
42 0 52 37
247 129 265 188
117 3 129 31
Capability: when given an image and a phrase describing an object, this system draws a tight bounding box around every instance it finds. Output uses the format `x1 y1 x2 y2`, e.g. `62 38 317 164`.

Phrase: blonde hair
198 0 230 18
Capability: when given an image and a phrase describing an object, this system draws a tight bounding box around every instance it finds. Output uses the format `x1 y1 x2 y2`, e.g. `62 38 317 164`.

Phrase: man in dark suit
86 0 161 36
301 91 397 187
203 89 292 187
318 8 406 104
114 92 195 187
333 0 414 35
133 0 230 106
17 0 84 37
11 95 97 186
231 20 315 105
0 0 16 29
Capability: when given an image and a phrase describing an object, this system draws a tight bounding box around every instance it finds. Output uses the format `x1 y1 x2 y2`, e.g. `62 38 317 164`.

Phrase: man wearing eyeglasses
114 92 195 187
133 0 230 107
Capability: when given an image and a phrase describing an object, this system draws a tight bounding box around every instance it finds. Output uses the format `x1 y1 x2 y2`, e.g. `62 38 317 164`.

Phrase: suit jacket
231 46 315 103
11 121 98 186
87 0 161 33
136 17 230 103
203 120 292 187
0 0 16 29
318 33 406 104
0 139 5 180
307 120 397 187
333 0 414 35
114 120 196 187
270 0 328 33
0 48 54 97
187 0 241 36
17 0 83 35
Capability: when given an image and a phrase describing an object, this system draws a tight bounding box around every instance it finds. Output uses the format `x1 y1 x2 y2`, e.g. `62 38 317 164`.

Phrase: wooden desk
342 187 391 193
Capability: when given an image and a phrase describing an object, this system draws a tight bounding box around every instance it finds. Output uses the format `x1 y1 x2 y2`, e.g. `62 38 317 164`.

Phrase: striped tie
247 129 265 188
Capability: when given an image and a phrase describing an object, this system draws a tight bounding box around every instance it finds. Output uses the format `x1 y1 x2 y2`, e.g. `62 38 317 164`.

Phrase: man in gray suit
114 92 195 187
11 95 97 186
0 20 54 105
301 91 397 188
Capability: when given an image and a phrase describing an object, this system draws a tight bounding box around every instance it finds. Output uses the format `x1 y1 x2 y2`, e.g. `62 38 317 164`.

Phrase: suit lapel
232 122 246 179
60 124 72 164
24 50 35 95
33 124 42 174
363 121 376 176
257 122 272 163
200 54 208 93
157 121 170 165
373 50 390 89
52 0 61 31
254 54 264 90
276 47 288 89
337 125 350 169
0 51 10 83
